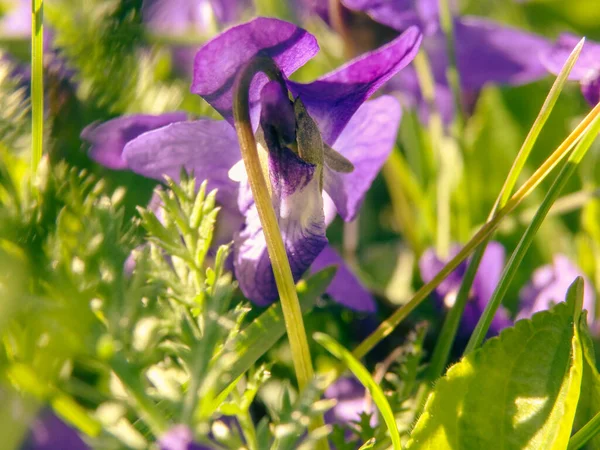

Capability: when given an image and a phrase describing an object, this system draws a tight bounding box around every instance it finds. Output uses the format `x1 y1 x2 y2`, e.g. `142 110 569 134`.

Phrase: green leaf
407 290 584 450
314 332 403 450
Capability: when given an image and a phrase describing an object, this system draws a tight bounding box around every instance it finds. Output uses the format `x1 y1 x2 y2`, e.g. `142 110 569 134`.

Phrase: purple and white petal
191 17 319 125
23 411 88 450
234 148 327 305
81 112 187 170
122 119 241 209
143 0 214 35
324 377 369 425
323 95 401 221
287 26 421 144
311 246 376 312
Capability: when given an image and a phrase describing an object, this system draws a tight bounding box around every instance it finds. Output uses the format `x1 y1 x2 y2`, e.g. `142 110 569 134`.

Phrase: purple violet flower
159 425 211 450
541 33 600 106
317 0 552 123
86 17 421 311
418 242 512 337
21 411 88 450
517 254 597 323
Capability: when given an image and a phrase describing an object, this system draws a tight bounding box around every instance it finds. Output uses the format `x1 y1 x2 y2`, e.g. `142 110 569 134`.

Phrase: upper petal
310 246 376 312
191 17 319 125
122 119 241 206
323 96 402 221
234 148 327 305
287 26 421 144
454 17 551 89
81 112 187 170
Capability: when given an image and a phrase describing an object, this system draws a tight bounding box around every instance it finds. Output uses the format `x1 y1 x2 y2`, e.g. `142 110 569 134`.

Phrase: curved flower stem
351 100 600 360
425 38 586 381
232 56 328 449
31 0 44 174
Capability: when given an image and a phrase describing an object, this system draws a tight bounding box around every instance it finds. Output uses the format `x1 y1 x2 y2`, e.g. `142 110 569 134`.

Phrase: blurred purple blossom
517 255 596 323
311 0 552 123
87 17 421 310
419 242 512 337
324 377 370 425
21 411 88 450
541 34 600 106
159 425 211 450
142 0 252 76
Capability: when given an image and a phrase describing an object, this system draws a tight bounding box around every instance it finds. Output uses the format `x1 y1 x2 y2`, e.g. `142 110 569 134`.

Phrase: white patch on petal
228 159 246 182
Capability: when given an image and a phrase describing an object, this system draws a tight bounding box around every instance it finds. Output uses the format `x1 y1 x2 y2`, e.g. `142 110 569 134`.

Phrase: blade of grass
31 0 44 174
568 411 600 450
426 37 586 381
314 333 402 450
350 99 600 361
465 107 600 352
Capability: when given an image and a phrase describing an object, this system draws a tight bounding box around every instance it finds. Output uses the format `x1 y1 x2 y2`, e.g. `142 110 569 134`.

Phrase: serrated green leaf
407 296 584 450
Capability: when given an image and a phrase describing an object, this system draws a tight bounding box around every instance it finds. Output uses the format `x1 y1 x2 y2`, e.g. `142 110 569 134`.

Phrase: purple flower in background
21 411 88 450
517 255 596 323
87 17 421 311
419 242 512 337
324 377 370 425
318 0 551 123
541 34 600 106
142 0 252 75
159 425 211 450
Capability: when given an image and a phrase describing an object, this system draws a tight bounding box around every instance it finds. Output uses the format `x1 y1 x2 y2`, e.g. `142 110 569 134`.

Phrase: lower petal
311 246 376 312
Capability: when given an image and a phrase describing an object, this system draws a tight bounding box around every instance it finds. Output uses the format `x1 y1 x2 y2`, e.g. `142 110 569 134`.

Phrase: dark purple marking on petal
81 112 187 170
260 81 296 145
311 246 376 312
323 95 401 221
122 119 241 208
191 17 319 125
287 26 421 144
234 147 327 305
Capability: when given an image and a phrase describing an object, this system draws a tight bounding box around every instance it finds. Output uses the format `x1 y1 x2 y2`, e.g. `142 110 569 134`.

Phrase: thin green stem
351 101 600 360
438 0 464 129
465 105 600 353
31 0 44 174
568 411 600 450
237 409 258 450
426 38 586 381
232 56 328 450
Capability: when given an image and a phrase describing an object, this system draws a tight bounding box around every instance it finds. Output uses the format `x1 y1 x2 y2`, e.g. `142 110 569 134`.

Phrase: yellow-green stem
31 0 44 174
232 56 328 449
